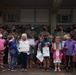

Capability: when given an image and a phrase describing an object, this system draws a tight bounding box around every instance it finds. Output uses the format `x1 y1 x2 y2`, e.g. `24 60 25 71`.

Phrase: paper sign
18 41 30 52
28 39 35 45
36 51 44 62
43 47 50 57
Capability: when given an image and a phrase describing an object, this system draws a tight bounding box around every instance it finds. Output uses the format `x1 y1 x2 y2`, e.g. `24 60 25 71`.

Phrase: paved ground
0 67 76 75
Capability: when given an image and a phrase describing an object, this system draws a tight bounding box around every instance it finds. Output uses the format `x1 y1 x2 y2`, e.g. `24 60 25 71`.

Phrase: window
57 15 71 23
6 14 16 22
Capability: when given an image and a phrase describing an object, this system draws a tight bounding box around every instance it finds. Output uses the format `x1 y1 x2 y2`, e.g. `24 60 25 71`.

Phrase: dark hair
57 28 62 32
8 35 14 40
43 28 47 31
43 34 48 38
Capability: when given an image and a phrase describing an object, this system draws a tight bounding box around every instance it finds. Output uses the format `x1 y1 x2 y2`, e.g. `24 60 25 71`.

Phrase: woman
18 33 30 72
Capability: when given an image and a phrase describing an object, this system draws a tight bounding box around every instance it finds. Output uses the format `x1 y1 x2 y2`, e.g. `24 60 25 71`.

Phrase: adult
56 27 66 41
39 27 50 38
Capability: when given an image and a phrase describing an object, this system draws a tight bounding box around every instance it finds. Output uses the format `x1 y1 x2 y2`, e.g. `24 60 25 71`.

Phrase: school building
0 0 76 33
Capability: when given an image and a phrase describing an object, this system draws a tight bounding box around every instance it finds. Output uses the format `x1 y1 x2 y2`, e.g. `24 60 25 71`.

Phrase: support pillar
51 13 57 34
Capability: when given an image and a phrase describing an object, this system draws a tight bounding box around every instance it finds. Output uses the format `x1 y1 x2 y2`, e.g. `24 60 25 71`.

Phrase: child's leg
29 59 33 68
58 63 61 71
66 55 69 69
54 63 57 71
0 53 5 70
47 58 50 69
70 56 73 69
43 58 47 70
9 57 15 69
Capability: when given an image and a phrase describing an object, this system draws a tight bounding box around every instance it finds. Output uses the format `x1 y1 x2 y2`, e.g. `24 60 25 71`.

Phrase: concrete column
51 13 57 34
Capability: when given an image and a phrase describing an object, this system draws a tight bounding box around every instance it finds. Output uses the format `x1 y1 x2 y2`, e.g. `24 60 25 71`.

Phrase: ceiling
0 0 53 8
0 0 76 8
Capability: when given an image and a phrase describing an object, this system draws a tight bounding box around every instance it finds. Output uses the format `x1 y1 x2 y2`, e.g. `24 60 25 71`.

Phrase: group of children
0 32 76 72
37 34 76 72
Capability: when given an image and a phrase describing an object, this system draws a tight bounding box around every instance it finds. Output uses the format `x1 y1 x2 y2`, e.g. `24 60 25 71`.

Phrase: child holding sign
40 34 52 71
52 36 63 72
18 33 30 72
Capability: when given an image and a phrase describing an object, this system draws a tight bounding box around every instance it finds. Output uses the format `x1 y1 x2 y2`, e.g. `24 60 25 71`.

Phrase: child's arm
64 42 68 49
72 42 76 56
0 46 6 52
51 43 56 51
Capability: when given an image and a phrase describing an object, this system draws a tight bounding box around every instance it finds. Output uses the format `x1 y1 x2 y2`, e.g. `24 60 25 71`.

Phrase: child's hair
8 35 14 40
55 36 61 42
63 34 68 40
21 33 27 39
48 35 53 40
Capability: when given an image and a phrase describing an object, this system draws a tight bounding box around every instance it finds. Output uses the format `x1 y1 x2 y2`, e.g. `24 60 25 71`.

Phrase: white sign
36 51 44 62
28 39 35 45
18 40 30 52
43 47 50 57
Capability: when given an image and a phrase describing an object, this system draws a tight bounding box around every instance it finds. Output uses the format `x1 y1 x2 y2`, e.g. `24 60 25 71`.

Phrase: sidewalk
0 67 76 75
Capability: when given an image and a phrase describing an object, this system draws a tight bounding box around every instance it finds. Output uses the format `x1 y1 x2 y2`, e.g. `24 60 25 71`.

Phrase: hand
38 48 40 51
72 53 74 56
1 47 6 52
56 56 59 59
18 47 21 49
65 47 68 49
47 42 50 45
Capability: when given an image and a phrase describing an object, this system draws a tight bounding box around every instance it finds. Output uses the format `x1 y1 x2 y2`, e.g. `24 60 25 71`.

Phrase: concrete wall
21 9 34 22
58 9 71 15
72 9 76 22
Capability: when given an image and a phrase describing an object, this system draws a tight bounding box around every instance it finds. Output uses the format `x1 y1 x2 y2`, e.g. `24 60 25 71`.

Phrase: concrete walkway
0 68 76 75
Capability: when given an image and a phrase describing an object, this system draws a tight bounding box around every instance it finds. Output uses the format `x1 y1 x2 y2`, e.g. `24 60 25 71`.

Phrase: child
52 36 63 71
0 33 6 71
73 40 76 68
8 35 17 71
48 35 53 69
62 34 68 69
18 33 30 72
37 37 43 68
27 37 35 68
64 34 75 72
40 34 52 71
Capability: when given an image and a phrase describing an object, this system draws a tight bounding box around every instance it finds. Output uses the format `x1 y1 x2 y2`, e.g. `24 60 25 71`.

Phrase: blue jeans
9 56 17 69
21 52 27 69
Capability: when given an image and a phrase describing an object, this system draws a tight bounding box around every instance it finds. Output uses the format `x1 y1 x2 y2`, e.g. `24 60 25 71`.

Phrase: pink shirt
0 38 5 51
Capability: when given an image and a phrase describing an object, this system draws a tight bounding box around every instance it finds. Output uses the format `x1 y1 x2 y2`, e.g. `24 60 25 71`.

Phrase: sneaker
70 68 73 73
58 68 61 71
8 68 11 71
46 68 50 71
22 68 24 72
66 68 70 72
2 69 5 72
11 69 17 72
54 69 57 72
24 69 27 72
42 68 46 71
